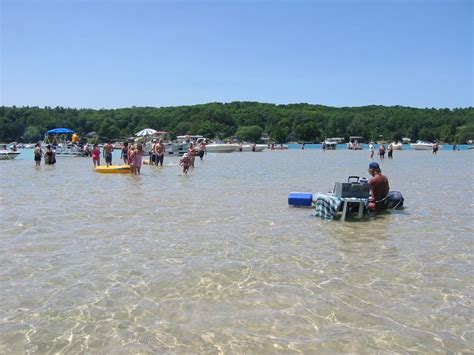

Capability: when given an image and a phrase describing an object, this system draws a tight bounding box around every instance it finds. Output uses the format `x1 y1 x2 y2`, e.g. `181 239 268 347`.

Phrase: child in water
91 144 100 167
121 142 129 164
180 153 191 175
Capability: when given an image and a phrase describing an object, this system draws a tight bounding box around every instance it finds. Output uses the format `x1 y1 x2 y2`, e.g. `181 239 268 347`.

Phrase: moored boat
347 136 363 150
43 128 87 157
324 139 337 150
239 144 267 152
0 150 21 160
206 143 240 153
410 141 442 150
391 142 403 150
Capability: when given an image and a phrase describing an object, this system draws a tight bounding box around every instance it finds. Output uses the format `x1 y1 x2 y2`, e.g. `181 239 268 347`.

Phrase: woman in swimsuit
132 144 144 175
44 145 56 165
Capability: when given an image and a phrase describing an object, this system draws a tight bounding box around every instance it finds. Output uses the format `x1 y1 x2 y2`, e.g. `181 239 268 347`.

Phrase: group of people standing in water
33 143 56 166
368 143 394 160
91 141 145 174
88 138 206 175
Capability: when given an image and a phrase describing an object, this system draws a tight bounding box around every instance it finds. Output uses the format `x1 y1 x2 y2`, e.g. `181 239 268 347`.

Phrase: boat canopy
47 128 75 134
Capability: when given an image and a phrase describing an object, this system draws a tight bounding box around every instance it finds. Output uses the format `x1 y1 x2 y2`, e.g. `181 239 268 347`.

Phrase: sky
1 0 472 109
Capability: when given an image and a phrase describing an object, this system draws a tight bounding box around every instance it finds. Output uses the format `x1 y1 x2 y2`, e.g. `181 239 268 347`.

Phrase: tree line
0 102 472 143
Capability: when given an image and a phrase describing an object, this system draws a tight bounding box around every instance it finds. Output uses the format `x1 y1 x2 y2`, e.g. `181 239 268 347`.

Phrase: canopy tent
47 128 75 135
135 128 158 137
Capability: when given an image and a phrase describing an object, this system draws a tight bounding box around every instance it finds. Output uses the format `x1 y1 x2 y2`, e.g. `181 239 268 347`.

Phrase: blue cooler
288 192 313 207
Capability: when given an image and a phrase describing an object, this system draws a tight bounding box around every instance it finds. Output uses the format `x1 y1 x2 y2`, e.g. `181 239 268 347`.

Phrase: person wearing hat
179 153 191 175
368 162 389 212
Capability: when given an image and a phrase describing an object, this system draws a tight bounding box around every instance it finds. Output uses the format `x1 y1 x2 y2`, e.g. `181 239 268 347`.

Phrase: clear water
1 149 473 353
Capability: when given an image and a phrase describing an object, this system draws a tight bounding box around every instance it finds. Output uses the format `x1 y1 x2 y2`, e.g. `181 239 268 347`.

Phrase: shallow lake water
0 148 473 353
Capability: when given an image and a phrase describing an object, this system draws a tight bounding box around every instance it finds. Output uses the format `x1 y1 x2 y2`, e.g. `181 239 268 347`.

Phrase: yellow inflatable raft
95 165 131 173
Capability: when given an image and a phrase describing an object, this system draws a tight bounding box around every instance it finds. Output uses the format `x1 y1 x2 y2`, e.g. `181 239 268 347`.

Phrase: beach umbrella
135 128 158 137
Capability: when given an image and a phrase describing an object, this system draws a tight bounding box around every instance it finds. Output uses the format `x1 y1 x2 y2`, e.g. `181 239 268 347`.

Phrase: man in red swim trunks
368 162 390 212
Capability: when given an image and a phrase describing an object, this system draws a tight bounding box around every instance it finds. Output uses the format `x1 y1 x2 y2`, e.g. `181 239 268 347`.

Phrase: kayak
95 165 131 173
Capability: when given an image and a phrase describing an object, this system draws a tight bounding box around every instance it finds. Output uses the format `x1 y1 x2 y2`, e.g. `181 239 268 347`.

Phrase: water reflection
0 149 472 353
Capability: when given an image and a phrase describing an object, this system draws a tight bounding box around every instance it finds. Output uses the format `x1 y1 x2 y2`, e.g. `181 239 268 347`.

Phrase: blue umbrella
47 128 75 134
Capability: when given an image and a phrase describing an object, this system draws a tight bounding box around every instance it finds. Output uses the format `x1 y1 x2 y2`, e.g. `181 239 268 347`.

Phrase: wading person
368 162 390 213
91 144 101 167
369 142 375 158
387 143 394 159
155 139 165 166
180 153 191 175
188 142 196 168
44 145 56 165
198 140 206 160
121 142 129 164
103 140 114 167
131 143 144 175
34 143 43 166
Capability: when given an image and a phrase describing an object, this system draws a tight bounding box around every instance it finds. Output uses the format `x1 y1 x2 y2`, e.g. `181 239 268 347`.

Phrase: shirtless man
103 140 114 167
368 162 390 213
155 139 165 166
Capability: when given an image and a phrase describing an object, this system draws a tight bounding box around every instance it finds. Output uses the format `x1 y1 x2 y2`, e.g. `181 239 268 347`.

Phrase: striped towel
313 193 343 219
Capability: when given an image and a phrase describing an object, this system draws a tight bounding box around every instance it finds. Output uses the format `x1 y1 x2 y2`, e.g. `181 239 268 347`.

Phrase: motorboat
390 142 403 150
347 136 363 150
238 144 267 152
173 135 203 155
43 128 87 157
205 142 240 153
53 142 87 157
0 149 21 160
323 139 337 150
410 141 442 150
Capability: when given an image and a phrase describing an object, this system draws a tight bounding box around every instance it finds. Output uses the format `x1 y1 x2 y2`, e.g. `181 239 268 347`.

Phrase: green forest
0 102 473 143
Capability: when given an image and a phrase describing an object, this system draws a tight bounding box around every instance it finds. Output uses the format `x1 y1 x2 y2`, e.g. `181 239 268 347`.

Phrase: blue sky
1 0 472 109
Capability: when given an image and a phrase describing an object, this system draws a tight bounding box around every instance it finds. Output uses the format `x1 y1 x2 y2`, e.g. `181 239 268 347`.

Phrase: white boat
323 139 337 150
347 136 363 150
239 144 267 152
53 143 86 157
206 143 240 153
43 128 86 157
0 150 21 160
410 141 442 150
390 142 403 150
